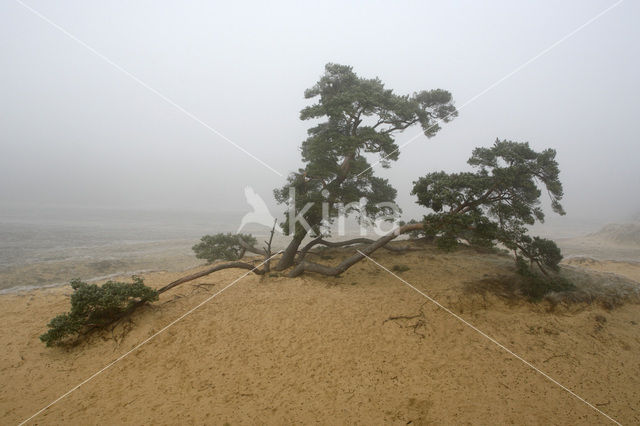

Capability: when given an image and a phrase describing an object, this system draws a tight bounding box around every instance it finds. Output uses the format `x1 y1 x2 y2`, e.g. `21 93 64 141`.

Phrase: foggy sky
1 0 639 229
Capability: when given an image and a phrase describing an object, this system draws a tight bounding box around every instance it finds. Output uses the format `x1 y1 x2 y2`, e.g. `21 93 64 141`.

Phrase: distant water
0 205 385 292
0 206 255 292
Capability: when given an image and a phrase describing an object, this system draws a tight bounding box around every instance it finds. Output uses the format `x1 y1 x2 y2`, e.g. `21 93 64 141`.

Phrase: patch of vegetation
513 256 573 300
467 271 573 303
392 264 411 273
88 259 126 273
40 276 158 347
517 267 574 301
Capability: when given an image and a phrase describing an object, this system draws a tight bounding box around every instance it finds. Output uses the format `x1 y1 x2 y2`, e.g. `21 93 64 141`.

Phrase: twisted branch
289 223 423 277
296 236 418 264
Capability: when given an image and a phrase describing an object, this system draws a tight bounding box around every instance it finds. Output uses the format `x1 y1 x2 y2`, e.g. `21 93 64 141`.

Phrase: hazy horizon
2 0 639 227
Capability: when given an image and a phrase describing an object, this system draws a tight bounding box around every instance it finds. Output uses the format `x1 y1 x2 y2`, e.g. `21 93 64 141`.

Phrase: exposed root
109 317 134 350
161 294 185 305
190 283 217 294
543 353 570 363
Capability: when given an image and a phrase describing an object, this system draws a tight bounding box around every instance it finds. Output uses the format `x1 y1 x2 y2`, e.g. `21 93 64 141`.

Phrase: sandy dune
1 246 639 424
563 257 640 283
556 221 640 263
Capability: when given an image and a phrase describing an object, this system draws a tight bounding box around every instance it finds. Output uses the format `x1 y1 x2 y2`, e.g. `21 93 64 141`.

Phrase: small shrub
40 276 158 347
519 274 574 301
192 233 257 263
515 258 574 301
392 264 410 273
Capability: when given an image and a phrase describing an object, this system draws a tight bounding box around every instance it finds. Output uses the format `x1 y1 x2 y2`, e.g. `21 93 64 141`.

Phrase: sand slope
1 246 639 425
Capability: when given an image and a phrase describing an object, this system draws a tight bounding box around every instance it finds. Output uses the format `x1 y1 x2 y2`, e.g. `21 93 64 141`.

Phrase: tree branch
289 223 423 277
158 261 265 294
238 237 267 256
296 236 418 264
263 219 277 273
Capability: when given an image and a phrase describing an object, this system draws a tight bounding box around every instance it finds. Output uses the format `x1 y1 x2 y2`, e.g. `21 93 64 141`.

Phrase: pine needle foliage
412 139 571 295
192 233 257 263
40 276 158 346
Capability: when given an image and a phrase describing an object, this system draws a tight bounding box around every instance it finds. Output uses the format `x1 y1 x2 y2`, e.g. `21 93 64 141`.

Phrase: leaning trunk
274 231 306 270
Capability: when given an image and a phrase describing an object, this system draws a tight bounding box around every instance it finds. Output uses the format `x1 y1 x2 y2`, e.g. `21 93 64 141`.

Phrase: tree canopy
412 139 566 273
274 63 457 268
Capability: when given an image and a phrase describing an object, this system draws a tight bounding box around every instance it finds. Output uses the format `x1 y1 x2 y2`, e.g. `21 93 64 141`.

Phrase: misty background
1 0 639 283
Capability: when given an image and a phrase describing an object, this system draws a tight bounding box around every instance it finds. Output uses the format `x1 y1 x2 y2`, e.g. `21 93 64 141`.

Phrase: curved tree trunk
296 236 417 264
274 231 306 270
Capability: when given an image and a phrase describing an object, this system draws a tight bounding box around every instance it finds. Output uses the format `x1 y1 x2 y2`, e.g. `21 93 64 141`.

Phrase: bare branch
263 219 278 273
158 261 265 294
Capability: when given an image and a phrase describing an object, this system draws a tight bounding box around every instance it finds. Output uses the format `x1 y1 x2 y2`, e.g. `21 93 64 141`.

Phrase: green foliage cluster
421 211 497 251
515 235 564 273
40 277 158 346
411 139 569 294
192 233 257 263
274 63 457 239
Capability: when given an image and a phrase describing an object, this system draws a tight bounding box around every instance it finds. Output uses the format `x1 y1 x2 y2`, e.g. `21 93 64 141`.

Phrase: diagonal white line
18 251 282 426
356 250 621 425
13 0 284 178
358 0 624 178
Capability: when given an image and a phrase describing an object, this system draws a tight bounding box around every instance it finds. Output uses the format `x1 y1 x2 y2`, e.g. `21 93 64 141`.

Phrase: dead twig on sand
161 294 185 305
384 302 428 338
543 353 570 363
190 283 217 294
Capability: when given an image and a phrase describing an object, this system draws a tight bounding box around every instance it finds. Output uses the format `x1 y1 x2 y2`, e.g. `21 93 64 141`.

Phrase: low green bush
40 276 158 347
192 233 257 263
515 257 574 301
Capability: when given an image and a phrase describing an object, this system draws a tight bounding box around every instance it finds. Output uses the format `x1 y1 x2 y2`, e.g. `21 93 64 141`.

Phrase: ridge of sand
1 246 639 424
